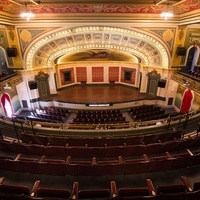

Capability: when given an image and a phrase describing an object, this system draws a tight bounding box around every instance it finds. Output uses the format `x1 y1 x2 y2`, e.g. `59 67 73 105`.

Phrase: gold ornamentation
151 69 158 76
9 30 15 41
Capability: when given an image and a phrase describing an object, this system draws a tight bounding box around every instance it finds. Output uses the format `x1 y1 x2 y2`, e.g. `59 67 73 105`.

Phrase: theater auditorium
0 0 200 199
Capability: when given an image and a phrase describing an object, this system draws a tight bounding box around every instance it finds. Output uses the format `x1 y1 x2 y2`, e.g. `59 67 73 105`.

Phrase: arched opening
1 93 14 118
0 47 9 79
185 44 200 72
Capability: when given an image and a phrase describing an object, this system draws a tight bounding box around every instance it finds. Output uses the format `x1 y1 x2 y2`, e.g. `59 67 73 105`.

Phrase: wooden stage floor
42 84 155 104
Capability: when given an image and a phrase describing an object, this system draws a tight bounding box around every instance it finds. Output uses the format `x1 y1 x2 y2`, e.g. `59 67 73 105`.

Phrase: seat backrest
37 188 70 198
118 187 149 197
78 189 110 199
193 182 200 191
157 184 186 194
0 184 30 196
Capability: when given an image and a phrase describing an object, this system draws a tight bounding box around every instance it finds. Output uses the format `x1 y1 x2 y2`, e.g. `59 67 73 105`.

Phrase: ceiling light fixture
160 3 173 20
160 11 173 20
20 3 34 20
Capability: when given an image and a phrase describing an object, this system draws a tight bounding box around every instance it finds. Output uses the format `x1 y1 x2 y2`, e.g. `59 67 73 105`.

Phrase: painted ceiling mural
58 49 138 63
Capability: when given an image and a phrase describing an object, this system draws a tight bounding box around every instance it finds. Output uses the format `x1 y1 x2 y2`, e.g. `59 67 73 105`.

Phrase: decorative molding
171 73 200 94
189 33 200 45
0 74 23 97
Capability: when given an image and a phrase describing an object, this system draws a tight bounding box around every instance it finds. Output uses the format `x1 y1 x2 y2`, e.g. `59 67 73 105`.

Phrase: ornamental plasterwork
190 33 200 45
171 73 200 94
0 74 23 97
1 1 199 15
25 26 170 70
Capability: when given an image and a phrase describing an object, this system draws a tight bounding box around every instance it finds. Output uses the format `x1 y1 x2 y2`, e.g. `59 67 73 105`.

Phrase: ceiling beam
8 0 22 6
155 0 167 5
29 0 40 5
172 0 187 6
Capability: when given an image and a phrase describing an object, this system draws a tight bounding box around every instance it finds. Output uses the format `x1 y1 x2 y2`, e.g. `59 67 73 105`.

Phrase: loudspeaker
6 48 18 57
176 47 186 56
158 79 166 88
29 81 37 90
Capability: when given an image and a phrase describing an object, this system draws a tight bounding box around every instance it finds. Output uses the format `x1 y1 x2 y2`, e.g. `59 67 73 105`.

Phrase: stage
41 84 155 104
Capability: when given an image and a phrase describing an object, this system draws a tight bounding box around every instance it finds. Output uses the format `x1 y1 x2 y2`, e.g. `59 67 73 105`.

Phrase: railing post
12 117 20 141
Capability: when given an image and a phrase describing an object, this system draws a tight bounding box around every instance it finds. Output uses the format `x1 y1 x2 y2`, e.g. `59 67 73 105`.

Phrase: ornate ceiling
1 0 199 70
1 0 200 18
23 26 170 70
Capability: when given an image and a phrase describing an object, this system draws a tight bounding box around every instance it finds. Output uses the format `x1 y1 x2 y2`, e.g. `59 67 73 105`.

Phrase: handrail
3 110 198 130
0 110 199 139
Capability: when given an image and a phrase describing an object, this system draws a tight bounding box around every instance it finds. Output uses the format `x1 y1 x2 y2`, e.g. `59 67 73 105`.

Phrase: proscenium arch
25 26 170 70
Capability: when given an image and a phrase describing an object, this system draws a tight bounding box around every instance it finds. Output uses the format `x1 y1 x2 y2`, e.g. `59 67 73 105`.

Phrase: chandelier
160 10 173 20
160 2 173 20
20 3 34 20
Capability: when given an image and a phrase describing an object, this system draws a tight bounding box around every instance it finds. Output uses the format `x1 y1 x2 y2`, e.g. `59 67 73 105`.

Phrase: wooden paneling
76 67 87 82
109 67 119 82
92 67 104 82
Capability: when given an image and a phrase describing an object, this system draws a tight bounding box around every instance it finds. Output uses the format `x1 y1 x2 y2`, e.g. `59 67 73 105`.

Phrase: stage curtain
180 88 194 114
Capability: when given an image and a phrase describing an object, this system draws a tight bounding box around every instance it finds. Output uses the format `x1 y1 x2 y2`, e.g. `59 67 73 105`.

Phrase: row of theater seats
29 113 66 123
73 117 127 124
130 108 167 122
18 130 183 146
1 147 200 176
68 122 131 130
188 67 200 79
1 134 200 158
76 112 123 118
42 106 69 114
23 106 69 124
77 110 122 114
0 176 200 199
129 105 160 115
35 108 68 117
74 109 126 124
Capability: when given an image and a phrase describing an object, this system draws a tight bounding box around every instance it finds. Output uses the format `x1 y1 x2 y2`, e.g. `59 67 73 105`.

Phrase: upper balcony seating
1 176 200 199
112 179 157 199
0 177 34 197
18 129 183 147
123 155 151 175
93 156 123 176
1 146 200 176
38 155 68 176
0 155 14 171
1 131 198 160
145 152 177 173
31 180 72 199
66 156 95 176
188 66 200 80
10 153 41 174
76 181 112 199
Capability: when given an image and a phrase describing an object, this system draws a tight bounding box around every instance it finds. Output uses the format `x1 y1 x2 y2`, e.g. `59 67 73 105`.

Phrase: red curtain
180 88 194 114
